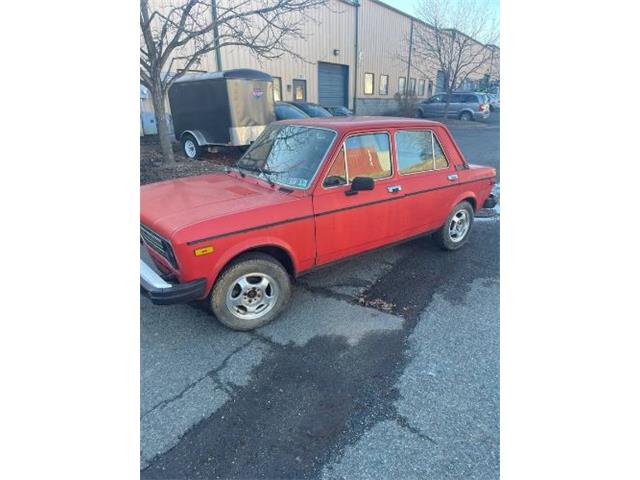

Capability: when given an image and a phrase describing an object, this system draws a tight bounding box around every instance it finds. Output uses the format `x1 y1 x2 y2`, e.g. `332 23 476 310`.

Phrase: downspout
352 1 360 114
406 18 414 98
212 0 223 71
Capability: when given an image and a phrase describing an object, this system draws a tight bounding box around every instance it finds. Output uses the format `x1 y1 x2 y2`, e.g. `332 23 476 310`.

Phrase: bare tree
140 0 326 163
408 0 498 118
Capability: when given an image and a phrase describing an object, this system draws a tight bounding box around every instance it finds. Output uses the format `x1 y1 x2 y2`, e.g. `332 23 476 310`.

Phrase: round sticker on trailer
252 88 264 98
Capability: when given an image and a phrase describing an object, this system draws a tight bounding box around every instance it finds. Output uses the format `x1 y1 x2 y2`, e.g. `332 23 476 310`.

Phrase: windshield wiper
237 164 283 187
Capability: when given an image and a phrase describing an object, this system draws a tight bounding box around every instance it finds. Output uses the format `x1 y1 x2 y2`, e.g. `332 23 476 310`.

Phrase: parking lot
141 114 500 479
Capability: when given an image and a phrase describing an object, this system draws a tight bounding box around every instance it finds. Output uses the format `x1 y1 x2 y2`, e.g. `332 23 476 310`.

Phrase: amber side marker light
194 246 214 256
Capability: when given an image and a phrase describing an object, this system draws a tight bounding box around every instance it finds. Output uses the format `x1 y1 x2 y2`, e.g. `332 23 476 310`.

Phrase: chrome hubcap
184 140 196 158
449 210 470 242
225 273 278 320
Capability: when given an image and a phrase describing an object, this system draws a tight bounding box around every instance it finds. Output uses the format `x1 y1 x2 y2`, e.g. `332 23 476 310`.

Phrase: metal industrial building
140 0 499 135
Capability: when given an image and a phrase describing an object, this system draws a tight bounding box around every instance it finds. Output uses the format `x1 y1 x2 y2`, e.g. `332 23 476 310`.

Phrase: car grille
140 224 178 269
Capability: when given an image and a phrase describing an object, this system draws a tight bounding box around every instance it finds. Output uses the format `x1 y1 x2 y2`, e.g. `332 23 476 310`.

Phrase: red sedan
141 117 498 330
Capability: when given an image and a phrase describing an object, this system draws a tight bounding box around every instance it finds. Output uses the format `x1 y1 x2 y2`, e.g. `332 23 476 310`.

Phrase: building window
364 73 374 95
427 79 433 97
293 79 307 101
272 77 282 102
417 79 425 97
398 77 406 94
379 74 389 95
409 78 416 96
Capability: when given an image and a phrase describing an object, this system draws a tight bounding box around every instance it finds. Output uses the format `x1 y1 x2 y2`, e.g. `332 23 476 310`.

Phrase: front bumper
140 258 207 305
474 110 491 120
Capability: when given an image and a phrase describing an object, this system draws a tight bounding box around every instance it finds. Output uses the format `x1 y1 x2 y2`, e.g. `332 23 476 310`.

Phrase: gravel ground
140 138 240 185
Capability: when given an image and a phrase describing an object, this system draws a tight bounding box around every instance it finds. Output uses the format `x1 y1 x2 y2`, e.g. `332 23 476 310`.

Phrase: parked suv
416 92 490 121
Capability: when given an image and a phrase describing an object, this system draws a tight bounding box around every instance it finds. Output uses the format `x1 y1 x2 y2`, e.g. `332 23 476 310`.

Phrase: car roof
276 116 445 132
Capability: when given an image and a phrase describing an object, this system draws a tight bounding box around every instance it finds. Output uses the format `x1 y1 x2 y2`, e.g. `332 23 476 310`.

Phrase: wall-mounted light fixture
333 49 340 56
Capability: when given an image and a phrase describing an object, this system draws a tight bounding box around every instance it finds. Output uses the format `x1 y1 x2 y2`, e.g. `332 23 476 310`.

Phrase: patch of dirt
140 136 242 185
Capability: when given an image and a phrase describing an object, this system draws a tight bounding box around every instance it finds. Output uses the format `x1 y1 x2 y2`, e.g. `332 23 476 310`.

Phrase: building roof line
362 0 499 50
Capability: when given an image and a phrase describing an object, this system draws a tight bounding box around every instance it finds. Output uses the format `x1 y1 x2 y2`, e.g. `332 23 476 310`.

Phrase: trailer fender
180 130 208 147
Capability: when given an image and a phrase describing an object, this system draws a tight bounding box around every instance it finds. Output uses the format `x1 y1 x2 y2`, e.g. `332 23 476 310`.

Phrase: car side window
323 147 347 187
345 133 392 182
395 130 449 174
465 94 478 103
434 134 449 169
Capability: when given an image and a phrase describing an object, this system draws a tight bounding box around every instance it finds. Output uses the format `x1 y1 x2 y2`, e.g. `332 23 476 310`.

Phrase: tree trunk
151 86 176 164
444 88 451 120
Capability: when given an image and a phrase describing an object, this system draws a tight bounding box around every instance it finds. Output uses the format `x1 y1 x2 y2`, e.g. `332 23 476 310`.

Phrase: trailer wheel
181 134 202 160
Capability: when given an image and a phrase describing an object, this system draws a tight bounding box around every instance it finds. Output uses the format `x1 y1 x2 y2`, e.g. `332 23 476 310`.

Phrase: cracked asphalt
140 114 500 479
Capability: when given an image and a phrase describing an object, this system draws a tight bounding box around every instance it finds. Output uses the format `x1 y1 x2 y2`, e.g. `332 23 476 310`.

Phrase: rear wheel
459 111 473 121
210 252 291 331
433 201 474 250
181 134 202 160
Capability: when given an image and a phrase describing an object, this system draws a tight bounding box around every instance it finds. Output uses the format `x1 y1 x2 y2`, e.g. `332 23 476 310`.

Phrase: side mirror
346 176 374 196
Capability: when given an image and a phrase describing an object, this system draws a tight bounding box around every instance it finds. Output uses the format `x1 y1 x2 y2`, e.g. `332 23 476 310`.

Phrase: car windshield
237 124 336 189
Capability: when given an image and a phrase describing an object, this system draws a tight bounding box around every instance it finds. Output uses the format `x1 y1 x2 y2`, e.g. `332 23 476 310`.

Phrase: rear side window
464 94 479 103
395 130 449 174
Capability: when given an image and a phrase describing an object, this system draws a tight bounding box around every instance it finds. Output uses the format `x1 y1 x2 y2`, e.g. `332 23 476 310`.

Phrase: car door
446 94 459 116
423 94 445 117
313 130 406 265
393 127 462 235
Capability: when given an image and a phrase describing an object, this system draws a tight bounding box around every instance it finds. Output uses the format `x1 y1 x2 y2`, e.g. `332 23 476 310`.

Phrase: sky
380 0 500 44
381 0 500 19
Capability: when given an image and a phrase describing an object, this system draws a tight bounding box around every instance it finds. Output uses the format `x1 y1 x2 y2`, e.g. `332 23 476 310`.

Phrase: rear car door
393 127 462 234
313 131 406 264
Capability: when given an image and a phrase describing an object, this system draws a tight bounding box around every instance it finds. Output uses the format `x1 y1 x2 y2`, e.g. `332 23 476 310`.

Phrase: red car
141 117 497 330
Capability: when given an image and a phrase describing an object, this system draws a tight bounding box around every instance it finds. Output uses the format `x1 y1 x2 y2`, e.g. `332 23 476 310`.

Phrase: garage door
318 62 349 108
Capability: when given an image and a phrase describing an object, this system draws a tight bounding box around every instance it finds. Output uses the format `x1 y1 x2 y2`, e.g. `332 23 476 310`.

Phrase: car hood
140 173 300 237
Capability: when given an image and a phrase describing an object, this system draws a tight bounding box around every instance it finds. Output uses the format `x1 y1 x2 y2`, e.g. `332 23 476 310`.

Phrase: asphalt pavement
140 114 500 479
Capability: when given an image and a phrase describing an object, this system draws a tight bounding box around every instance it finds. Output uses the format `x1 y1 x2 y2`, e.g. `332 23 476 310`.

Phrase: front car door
312 130 406 265
423 94 445 117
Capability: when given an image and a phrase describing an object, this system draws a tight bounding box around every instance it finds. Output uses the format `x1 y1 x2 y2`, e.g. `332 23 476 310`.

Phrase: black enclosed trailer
168 69 275 159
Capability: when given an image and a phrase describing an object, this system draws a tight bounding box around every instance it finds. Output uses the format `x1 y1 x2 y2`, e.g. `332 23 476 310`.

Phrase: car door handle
448 174 459 181
387 185 402 193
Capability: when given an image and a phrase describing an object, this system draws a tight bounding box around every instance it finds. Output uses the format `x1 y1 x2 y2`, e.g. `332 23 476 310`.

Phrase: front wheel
433 201 474 250
210 252 291 331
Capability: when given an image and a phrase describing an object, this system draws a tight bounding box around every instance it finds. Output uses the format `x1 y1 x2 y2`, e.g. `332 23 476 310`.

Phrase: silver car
416 92 490 121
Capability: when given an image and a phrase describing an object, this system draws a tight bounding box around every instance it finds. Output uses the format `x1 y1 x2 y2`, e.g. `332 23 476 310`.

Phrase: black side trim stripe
186 176 496 245
405 176 495 198
186 215 315 245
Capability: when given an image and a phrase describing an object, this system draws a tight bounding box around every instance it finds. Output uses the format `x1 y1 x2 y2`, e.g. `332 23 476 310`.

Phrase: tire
433 201 474 251
181 134 202 160
459 111 473 121
415 108 424 118
210 252 291 331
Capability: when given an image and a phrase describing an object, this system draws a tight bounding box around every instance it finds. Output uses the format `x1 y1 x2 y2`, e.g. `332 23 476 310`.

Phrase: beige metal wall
142 0 499 118
218 0 357 107
359 0 419 98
